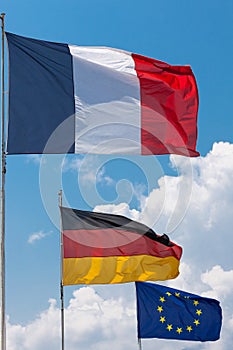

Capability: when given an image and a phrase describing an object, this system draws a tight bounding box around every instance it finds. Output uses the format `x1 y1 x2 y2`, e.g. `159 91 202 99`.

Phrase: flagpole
59 190 65 350
0 13 6 350
138 338 142 350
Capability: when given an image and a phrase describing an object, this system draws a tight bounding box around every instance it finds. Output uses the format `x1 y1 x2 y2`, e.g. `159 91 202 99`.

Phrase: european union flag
136 282 222 341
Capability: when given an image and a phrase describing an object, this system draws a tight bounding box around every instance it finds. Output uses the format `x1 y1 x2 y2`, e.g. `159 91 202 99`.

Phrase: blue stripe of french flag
6 32 199 156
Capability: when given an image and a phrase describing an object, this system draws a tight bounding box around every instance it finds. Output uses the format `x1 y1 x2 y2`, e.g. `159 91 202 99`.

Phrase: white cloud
94 202 141 221
201 265 233 299
64 155 115 186
27 231 51 244
26 155 46 165
6 287 137 350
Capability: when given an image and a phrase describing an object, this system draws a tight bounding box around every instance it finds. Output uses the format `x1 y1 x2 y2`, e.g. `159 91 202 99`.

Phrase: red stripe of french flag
132 53 199 156
69 45 199 156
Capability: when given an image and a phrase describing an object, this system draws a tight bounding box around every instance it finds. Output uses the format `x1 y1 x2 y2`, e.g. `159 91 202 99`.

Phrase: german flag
60 207 182 285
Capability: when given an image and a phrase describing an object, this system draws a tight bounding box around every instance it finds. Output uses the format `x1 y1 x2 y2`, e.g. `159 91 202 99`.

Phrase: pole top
0 13 5 27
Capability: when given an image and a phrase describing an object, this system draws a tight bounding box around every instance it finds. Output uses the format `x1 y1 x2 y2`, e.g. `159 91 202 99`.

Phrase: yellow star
166 292 172 296
160 316 166 323
176 327 183 334
196 309 202 316
194 319 200 326
175 292 180 297
157 306 163 313
166 324 173 331
159 296 166 303
193 300 199 306
186 326 193 332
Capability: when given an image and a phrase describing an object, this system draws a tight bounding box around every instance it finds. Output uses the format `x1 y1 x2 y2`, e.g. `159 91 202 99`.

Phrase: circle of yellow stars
156 291 202 335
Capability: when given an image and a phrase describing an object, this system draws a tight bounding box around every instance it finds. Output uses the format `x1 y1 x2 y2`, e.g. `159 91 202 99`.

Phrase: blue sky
1 1 233 349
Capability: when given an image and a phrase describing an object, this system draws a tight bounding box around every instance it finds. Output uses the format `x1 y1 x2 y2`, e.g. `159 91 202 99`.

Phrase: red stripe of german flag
61 207 182 285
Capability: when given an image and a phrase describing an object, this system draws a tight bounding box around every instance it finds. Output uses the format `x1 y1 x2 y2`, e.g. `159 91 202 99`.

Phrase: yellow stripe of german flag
63 255 180 285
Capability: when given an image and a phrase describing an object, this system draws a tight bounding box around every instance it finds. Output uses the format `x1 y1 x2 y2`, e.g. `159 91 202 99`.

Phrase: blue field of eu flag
136 282 222 341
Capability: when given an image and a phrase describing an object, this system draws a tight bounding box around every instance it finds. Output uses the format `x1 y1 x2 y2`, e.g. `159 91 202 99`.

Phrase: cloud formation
27 231 51 244
7 142 233 349
7 287 136 350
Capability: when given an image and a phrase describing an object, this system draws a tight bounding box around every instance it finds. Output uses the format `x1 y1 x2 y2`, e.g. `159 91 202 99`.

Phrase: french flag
6 32 199 156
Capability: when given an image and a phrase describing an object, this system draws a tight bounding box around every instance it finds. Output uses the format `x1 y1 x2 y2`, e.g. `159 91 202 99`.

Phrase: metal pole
59 191 65 350
138 338 142 350
0 13 6 350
